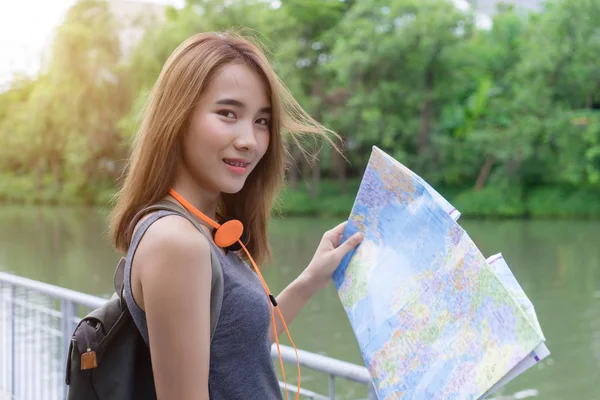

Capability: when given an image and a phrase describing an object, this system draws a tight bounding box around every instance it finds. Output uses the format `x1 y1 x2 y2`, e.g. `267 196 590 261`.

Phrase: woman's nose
233 123 258 151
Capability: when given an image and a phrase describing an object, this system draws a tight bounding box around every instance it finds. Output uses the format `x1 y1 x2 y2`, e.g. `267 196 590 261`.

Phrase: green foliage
273 180 360 217
526 187 600 218
274 181 600 219
453 186 527 218
1 0 600 218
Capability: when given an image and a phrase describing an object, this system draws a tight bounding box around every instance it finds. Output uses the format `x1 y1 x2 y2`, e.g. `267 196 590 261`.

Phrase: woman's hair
109 31 339 264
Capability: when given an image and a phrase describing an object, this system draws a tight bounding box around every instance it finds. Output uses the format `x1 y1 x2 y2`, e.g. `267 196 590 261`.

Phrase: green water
0 205 599 399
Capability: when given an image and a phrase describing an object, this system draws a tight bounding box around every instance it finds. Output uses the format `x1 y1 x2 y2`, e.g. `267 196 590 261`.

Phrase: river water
0 205 599 399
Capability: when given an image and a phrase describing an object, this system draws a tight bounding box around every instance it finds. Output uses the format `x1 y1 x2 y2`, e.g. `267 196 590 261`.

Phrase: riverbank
1 174 599 219
275 180 600 219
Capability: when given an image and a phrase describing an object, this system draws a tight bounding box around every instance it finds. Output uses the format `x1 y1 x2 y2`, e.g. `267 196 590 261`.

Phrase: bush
273 179 361 217
527 187 600 218
452 186 527 218
0 173 117 206
0 173 38 204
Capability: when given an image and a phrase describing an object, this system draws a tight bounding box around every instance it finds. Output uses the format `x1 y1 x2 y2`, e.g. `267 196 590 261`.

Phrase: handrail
0 271 377 399
0 271 106 309
272 346 371 385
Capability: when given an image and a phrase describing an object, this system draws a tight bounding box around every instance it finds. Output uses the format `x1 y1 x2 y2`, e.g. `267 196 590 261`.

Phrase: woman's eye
218 110 236 119
256 118 269 126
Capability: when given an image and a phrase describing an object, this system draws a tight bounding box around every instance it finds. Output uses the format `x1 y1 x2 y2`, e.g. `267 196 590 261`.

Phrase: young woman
108 32 363 400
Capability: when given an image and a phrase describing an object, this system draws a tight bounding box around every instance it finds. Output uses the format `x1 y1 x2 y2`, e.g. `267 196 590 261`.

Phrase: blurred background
0 0 599 399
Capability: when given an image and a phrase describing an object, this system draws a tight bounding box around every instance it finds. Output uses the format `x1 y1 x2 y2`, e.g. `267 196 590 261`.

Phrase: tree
325 0 476 182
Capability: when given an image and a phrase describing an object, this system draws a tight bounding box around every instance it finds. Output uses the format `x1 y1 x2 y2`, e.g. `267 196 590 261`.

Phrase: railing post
367 382 378 399
329 375 335 399
10 285 16 399
61 299 75 400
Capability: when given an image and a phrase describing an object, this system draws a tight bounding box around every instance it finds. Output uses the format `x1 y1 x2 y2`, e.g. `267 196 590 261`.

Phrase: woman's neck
169 176 219 221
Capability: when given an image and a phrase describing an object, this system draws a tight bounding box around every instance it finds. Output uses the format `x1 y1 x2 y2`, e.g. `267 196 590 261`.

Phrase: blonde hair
109 31 340 264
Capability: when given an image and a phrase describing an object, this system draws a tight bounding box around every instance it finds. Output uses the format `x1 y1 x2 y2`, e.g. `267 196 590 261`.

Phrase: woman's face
180 62 271 196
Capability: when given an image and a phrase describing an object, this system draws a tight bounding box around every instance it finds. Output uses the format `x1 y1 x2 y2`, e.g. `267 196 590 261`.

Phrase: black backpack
65 200 224 400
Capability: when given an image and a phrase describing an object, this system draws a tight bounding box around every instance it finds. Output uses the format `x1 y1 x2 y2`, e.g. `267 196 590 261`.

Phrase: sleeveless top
123 210 283 399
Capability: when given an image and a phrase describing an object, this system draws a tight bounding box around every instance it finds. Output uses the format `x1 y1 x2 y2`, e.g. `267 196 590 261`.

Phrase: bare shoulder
135 213 210 259
132 213 213 309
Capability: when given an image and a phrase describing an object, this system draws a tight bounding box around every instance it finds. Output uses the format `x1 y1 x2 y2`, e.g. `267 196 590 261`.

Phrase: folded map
333 146 550 399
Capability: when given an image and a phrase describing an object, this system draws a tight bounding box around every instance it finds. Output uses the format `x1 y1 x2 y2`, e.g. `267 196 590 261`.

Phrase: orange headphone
168 188 301 400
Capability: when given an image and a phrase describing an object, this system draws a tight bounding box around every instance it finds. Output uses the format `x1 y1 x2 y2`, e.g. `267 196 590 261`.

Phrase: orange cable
168 189 220 230
240 241 301 400
275 305 301 394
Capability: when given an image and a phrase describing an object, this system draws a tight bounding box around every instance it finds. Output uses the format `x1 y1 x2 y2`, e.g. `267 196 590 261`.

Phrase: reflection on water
0 205 599 399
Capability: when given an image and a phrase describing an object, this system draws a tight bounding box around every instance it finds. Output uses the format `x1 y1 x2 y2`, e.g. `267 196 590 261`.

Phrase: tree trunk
287 146 300 189
549 25 575 87
474 156 494 191
310 159 321 199
418 64 435 155
506 157 522 183
48 151 62 188
307 78 325 199
331 142 347 193
35 158 44 192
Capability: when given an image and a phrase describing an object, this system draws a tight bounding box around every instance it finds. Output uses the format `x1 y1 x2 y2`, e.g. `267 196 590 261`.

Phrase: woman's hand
301 221 364 294
268 221 363 343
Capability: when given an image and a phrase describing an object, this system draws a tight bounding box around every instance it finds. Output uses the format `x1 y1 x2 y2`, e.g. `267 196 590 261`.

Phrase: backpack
65 200 224 400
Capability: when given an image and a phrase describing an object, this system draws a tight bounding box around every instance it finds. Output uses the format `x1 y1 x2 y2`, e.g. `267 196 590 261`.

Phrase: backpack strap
114 200 224 343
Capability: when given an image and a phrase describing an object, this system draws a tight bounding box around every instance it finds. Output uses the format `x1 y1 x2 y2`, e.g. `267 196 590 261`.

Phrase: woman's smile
223 158 251 175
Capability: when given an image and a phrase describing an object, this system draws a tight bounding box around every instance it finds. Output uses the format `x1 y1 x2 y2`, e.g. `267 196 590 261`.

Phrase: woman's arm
269 275 315 343
133 215 213 400
269 221 363 343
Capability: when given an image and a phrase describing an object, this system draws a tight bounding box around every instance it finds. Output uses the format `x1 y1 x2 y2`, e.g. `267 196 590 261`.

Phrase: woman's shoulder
134 212 213 277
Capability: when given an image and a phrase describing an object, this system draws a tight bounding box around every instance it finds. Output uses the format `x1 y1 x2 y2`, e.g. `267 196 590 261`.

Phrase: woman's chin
219 181 246 195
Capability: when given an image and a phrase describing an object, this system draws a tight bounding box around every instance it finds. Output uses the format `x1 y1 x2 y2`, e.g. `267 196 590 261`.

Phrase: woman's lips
223 158 250 174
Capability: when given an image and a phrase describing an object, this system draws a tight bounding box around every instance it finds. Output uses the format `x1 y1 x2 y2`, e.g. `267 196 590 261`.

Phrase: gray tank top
123 210 283 399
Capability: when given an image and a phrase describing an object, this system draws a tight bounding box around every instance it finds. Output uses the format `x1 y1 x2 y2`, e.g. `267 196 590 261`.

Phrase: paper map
333 146 549 399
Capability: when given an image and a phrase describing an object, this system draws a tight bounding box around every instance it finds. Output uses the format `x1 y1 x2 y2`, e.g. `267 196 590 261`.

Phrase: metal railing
0 271 377 400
